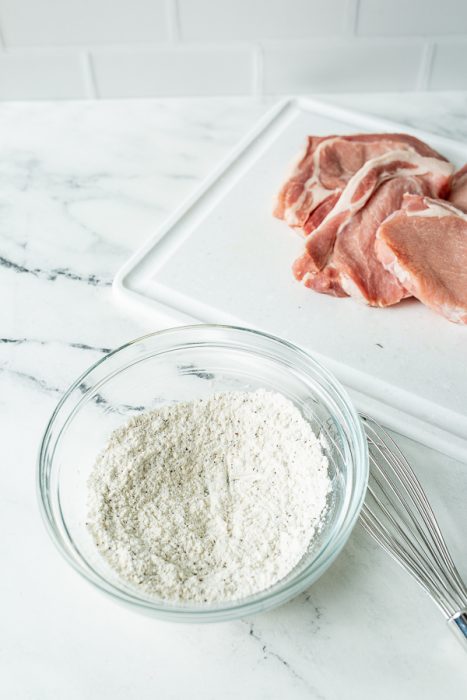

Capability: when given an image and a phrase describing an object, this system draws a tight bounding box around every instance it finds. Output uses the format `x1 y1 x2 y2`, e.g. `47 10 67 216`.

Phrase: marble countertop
2 92 467 700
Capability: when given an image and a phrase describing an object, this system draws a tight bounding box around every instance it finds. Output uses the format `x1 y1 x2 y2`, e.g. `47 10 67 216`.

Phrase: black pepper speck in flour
87 389 331 603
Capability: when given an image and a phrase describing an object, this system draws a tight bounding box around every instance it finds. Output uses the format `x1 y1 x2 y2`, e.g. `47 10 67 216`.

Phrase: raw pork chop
301 149 454 273
449 164 467 212
295 177 431 306
376 194 467 324
274 133 448 232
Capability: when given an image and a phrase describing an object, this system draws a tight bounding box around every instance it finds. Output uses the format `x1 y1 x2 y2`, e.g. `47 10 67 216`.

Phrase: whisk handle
448 611 467 650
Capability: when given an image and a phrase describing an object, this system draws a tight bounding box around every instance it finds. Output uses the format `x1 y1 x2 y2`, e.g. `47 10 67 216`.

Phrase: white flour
87 389 331 603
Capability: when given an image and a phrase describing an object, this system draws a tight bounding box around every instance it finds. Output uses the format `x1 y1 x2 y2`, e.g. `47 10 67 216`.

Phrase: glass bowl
37 324 368 622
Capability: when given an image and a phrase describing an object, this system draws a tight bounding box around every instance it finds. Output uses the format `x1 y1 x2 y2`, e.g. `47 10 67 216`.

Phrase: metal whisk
360 415 467 650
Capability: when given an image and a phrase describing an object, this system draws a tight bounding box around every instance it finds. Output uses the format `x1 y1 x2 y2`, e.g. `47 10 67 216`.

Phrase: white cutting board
114 98 467 463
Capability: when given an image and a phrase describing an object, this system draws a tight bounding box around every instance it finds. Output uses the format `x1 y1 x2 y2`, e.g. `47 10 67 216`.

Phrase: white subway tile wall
429 41 467 89
262 40 425 94
92 46 254 97
357 0 467 36
0 0 464 99
0 0 169 46
177 0 350 40
0 51 86 98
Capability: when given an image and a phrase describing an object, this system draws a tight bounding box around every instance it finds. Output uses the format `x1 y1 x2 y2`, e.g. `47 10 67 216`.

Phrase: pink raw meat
375 194 467 324
293 256 348 297
449 164 467 213
274 133 448 233
294 177 430 306
301 149 454 273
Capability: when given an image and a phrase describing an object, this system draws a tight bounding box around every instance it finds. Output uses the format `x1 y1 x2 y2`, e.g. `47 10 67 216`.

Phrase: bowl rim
37 323 368 622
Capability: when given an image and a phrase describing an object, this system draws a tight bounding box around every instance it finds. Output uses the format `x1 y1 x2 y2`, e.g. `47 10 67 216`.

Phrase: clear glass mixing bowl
37 324 368 622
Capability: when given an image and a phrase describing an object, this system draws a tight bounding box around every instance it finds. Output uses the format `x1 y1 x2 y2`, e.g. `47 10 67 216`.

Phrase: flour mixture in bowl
87 389 331 604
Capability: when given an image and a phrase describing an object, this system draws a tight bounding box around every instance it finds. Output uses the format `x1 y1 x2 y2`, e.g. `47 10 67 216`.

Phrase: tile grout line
418 40 435 91
347 0 360 35
0 35 465 54
81 51 99 99
166 0 180 43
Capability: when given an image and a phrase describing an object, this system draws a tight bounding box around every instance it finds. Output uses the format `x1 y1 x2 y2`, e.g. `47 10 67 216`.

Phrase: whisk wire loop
359 415 467 647
365 457 464 613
